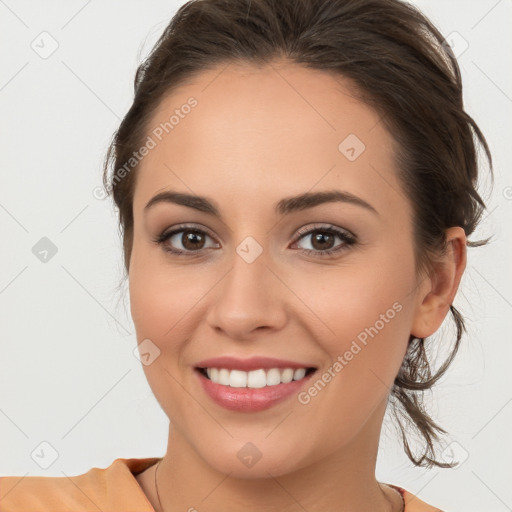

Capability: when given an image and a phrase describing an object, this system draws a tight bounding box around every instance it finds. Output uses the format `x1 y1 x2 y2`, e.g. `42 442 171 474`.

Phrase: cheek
128 237 209 341
128 255 206 414
288 250 416 384
292 265 415 443
297 253 414 332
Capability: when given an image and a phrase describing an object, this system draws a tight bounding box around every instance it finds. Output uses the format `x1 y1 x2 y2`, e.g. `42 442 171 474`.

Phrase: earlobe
411 227 467 339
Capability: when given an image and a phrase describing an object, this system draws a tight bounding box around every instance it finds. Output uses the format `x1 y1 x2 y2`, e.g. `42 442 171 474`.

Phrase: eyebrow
144 189 379 219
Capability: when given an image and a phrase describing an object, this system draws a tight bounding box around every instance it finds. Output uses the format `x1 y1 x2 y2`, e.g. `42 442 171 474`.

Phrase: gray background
0 1 511 510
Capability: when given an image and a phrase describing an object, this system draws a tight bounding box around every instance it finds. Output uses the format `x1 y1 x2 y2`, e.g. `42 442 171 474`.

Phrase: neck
151 401 401 512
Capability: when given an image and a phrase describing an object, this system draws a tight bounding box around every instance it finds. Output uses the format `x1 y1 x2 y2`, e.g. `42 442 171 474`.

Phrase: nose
205 243 288 340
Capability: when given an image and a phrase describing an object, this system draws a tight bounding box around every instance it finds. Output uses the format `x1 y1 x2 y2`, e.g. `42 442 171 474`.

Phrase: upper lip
195 356 317 372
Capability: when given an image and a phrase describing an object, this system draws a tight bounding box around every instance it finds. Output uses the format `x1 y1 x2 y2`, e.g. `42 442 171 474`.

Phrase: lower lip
195 368 317 412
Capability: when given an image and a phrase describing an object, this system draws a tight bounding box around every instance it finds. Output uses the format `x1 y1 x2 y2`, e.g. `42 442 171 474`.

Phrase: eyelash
152 223 357 258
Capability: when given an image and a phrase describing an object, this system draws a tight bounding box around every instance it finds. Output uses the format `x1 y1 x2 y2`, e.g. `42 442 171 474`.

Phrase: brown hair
102 0 492 468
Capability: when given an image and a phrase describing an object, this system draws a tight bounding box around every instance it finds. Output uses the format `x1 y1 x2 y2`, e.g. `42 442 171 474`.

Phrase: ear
411 227 467 339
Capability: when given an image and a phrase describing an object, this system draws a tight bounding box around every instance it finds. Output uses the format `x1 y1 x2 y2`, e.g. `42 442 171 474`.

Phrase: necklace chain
154 460 404 512
154 460 163 511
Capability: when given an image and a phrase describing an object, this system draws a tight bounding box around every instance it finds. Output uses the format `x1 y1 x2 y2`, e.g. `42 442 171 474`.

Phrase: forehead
133 61 407 220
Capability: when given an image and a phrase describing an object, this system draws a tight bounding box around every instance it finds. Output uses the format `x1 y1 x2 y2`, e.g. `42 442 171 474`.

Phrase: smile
195 366 318 412
198 367 316 388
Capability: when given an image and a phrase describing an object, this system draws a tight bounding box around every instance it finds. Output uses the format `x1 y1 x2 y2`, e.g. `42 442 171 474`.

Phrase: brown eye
154 225 219 255
180 230 207 251
293 224 357 257
309 231 336 251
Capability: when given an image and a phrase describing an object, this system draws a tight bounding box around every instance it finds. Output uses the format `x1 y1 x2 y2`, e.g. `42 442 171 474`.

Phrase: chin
208 457 298 480
196 438 314 479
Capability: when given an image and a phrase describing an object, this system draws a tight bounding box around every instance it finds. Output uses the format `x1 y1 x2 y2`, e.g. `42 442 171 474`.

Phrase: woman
0 0 492 510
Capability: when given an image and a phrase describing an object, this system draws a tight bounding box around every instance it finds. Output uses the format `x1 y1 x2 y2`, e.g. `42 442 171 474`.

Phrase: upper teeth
205 367 309 388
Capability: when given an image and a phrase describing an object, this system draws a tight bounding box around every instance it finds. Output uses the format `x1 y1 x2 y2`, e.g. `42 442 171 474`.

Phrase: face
128 60 431 478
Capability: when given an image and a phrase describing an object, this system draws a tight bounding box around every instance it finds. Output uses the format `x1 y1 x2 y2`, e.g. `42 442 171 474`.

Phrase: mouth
195 366 317 388
194 365 319 412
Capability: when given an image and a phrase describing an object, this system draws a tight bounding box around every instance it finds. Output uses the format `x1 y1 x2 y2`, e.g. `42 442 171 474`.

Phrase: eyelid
157 222 355 241
290 223 357 257
293 222 356 241
159 223 218 241
152 223 220 254
154 222 357 257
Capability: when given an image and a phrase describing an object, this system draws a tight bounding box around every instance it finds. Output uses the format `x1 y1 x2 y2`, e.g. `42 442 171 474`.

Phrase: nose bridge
223 234 274 308
206 233 287 336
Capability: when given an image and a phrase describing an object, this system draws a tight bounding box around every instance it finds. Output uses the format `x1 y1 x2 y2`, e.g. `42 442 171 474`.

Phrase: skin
129 60 466 512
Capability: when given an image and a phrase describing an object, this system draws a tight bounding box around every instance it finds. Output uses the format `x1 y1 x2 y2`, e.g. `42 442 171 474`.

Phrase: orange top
0 457 444 511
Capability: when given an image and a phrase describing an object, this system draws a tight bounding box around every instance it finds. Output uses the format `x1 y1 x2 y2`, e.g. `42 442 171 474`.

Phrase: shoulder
0 457 160 511
387 484 446 512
